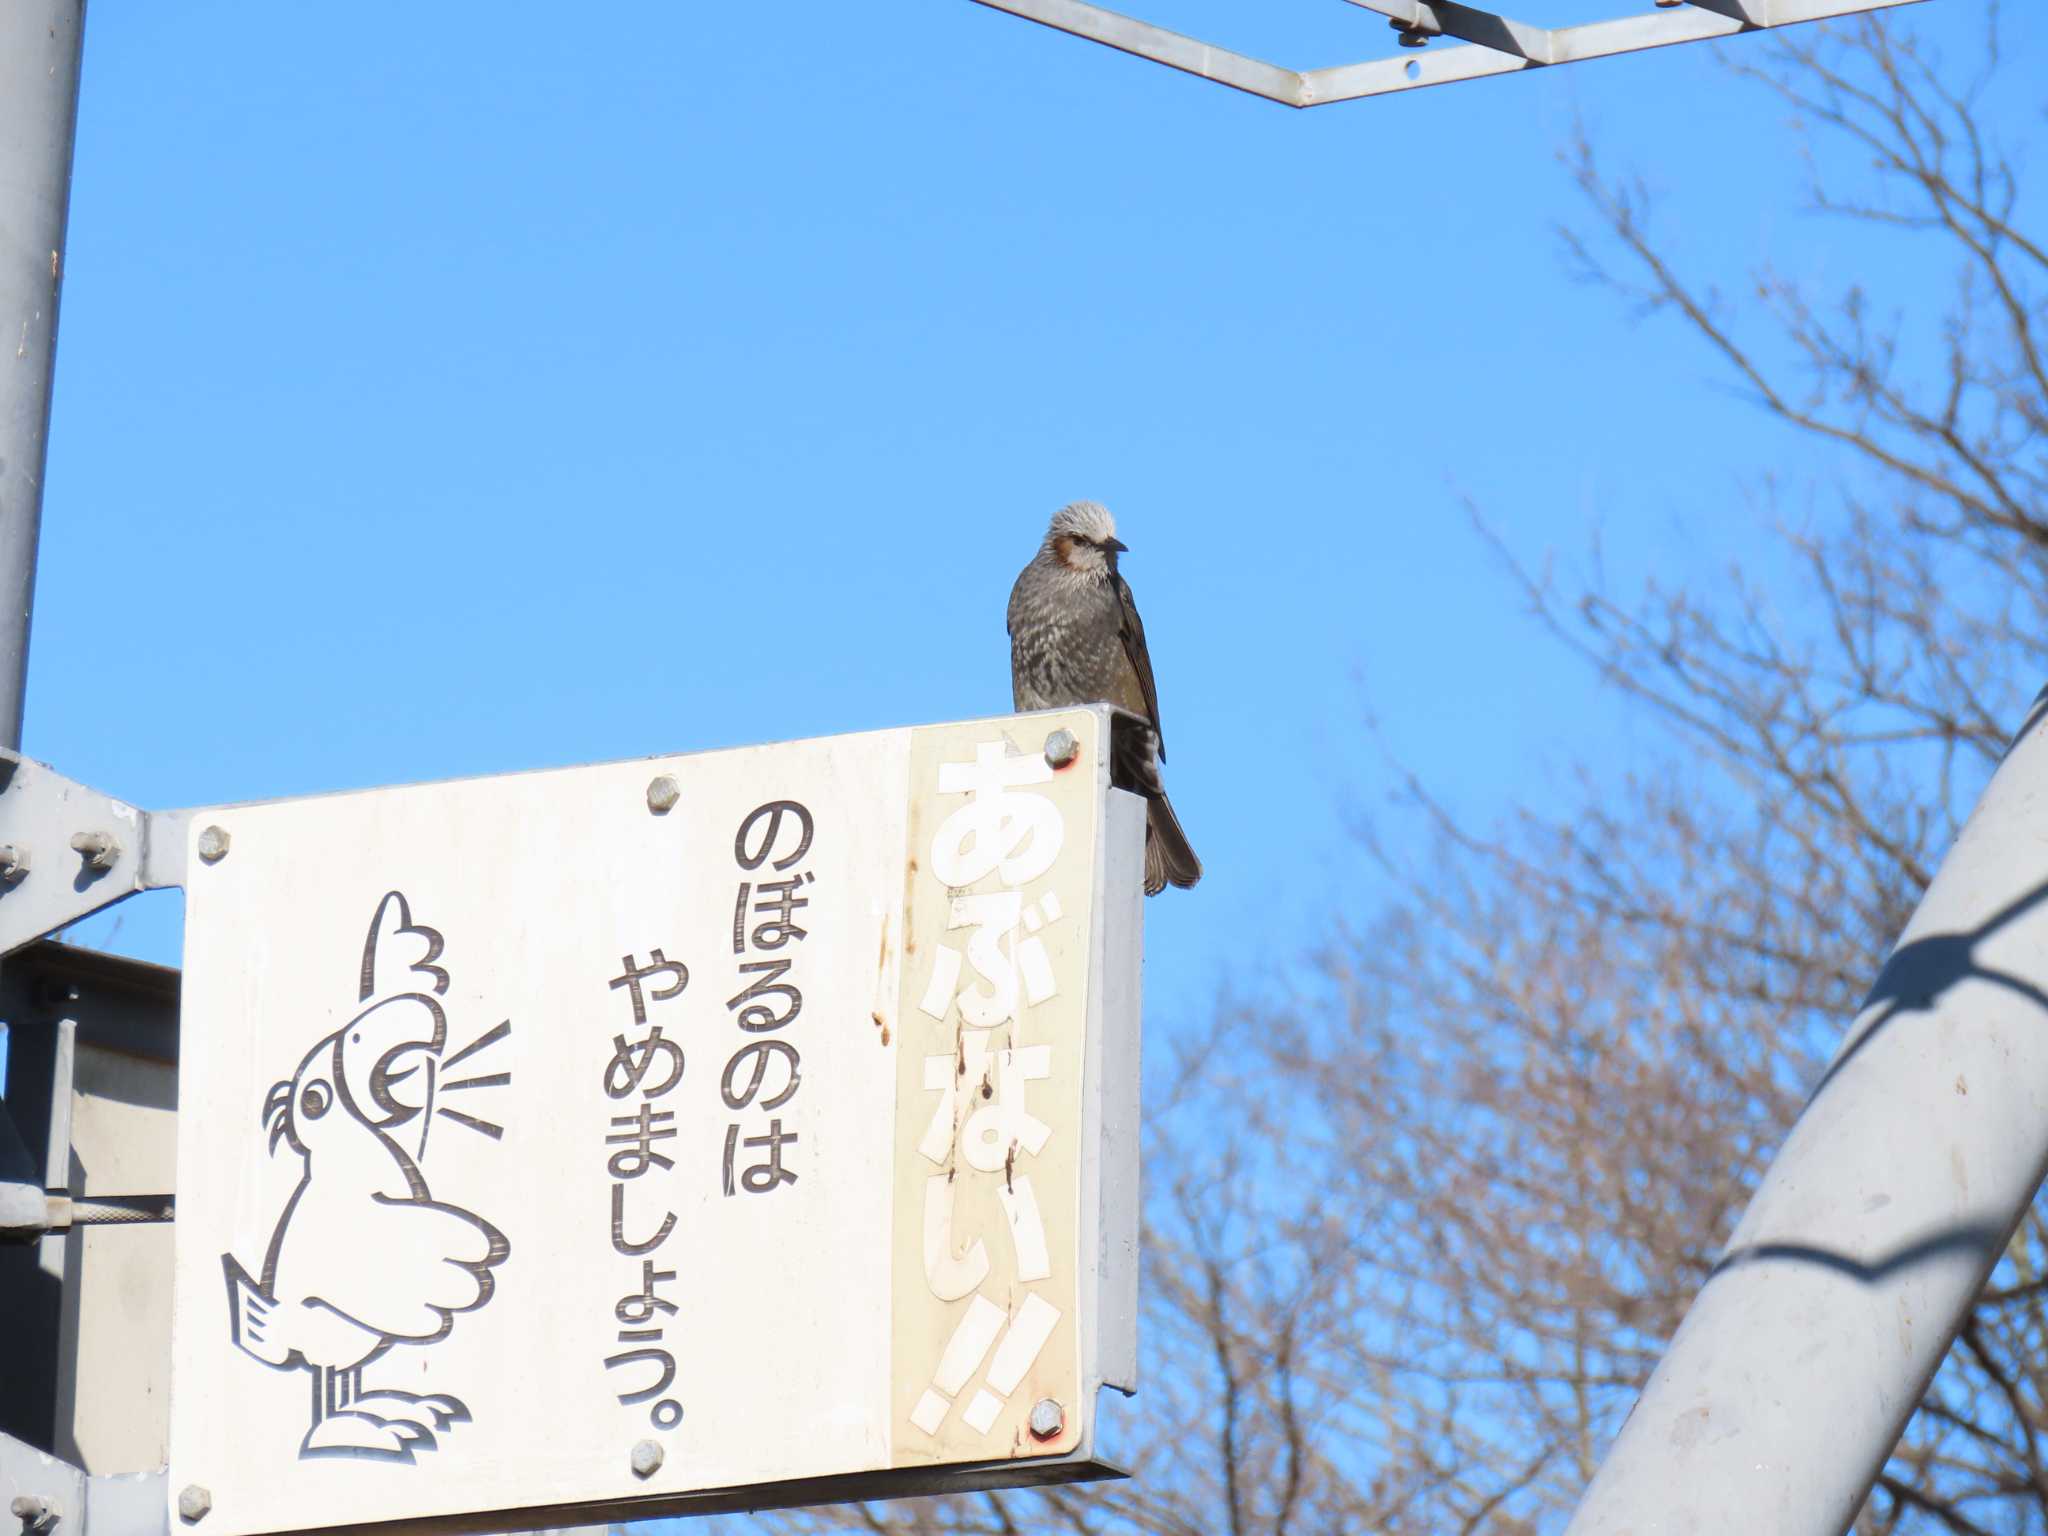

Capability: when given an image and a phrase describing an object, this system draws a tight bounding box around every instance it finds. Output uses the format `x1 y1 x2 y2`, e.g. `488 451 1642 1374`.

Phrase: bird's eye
301 1081 331 1119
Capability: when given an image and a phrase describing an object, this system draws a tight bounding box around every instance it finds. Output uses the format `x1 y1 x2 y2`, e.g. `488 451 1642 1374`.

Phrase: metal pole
0 0 87 753
1566 689 2048 1535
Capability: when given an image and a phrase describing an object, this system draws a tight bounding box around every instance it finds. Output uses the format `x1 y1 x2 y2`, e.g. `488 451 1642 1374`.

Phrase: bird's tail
223 1253 295 1368
1108 711 1201 896
1144 793 1201 896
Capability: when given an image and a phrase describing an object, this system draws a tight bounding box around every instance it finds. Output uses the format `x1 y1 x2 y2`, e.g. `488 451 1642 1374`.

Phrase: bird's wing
1113 573 1166 760
295 1193 507 1344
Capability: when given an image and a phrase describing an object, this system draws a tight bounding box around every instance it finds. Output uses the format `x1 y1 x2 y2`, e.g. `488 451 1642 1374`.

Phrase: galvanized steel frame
968 0 1926 105
2 1434 166 1536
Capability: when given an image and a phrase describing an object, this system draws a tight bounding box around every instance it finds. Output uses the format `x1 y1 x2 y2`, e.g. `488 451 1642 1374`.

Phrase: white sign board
167 708 1142 1534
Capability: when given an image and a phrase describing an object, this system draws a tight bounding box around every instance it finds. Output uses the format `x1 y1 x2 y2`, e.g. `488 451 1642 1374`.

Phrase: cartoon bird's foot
301 1409 438 1463
350 1390 471 1431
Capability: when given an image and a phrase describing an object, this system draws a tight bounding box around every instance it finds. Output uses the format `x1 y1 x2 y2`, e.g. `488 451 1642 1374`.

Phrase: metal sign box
166 708 1142 1535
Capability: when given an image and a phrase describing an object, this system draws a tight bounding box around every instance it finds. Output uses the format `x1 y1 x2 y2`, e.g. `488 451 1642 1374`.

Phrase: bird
1009 501 1200 895
222 892 510 1463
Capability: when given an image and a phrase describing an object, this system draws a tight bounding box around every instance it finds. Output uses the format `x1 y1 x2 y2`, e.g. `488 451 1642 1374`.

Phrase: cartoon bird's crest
361 890 450 1004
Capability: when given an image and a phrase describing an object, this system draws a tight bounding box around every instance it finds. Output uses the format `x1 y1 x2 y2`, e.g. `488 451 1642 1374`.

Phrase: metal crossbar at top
969 0 1926 105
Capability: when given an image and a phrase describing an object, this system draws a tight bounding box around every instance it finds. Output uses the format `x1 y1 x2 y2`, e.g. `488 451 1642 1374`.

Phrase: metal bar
1305 0 1921 102
1548 4 1763 59
1302 40 1531 102
1338 0 1557 62
0 1 86 752
1679 0 1782 22
964 0 1305 105
40 1015 80 1459
49 1194 177 1230
0 1004 72 1450
970 0 1925 107
1566 691 2048 1534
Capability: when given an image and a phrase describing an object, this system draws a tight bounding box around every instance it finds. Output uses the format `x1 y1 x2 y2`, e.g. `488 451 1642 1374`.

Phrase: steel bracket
1 1437 165 1536
969 0 1926 106
0 753 186 960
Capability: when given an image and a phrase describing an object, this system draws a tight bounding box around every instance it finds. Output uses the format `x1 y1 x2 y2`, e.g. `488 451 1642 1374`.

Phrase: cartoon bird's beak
337 993 447 1130
1104 537 1129 554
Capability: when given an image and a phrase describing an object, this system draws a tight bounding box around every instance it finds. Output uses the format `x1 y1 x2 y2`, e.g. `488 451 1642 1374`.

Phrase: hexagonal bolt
176 1486 212 1524
10 1495 59 1534
646 775 681 815
0 844 29 884
1028 1398 1066 1441
197 826 231 864
630 1439 664 1479
1043 728 1080 770
69 831 119 872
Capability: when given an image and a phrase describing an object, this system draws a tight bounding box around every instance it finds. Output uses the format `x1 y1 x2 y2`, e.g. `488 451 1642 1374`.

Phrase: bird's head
262 992 447 1159
1046 501 1127 578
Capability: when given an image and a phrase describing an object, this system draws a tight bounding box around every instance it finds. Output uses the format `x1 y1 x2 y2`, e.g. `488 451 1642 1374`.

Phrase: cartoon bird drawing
222 891 512 1463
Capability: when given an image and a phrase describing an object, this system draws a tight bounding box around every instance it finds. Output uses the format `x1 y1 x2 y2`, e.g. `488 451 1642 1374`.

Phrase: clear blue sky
31 3 2036 1023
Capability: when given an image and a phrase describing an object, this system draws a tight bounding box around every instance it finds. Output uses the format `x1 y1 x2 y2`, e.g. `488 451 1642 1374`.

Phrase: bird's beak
1105 537 1129 554
337 993 447 1130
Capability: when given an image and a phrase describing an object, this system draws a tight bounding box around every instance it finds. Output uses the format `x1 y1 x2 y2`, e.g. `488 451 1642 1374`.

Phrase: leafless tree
749 11 2046 1534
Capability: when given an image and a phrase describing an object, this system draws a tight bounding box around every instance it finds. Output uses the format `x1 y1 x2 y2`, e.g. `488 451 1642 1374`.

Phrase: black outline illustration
221 891 513 1464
